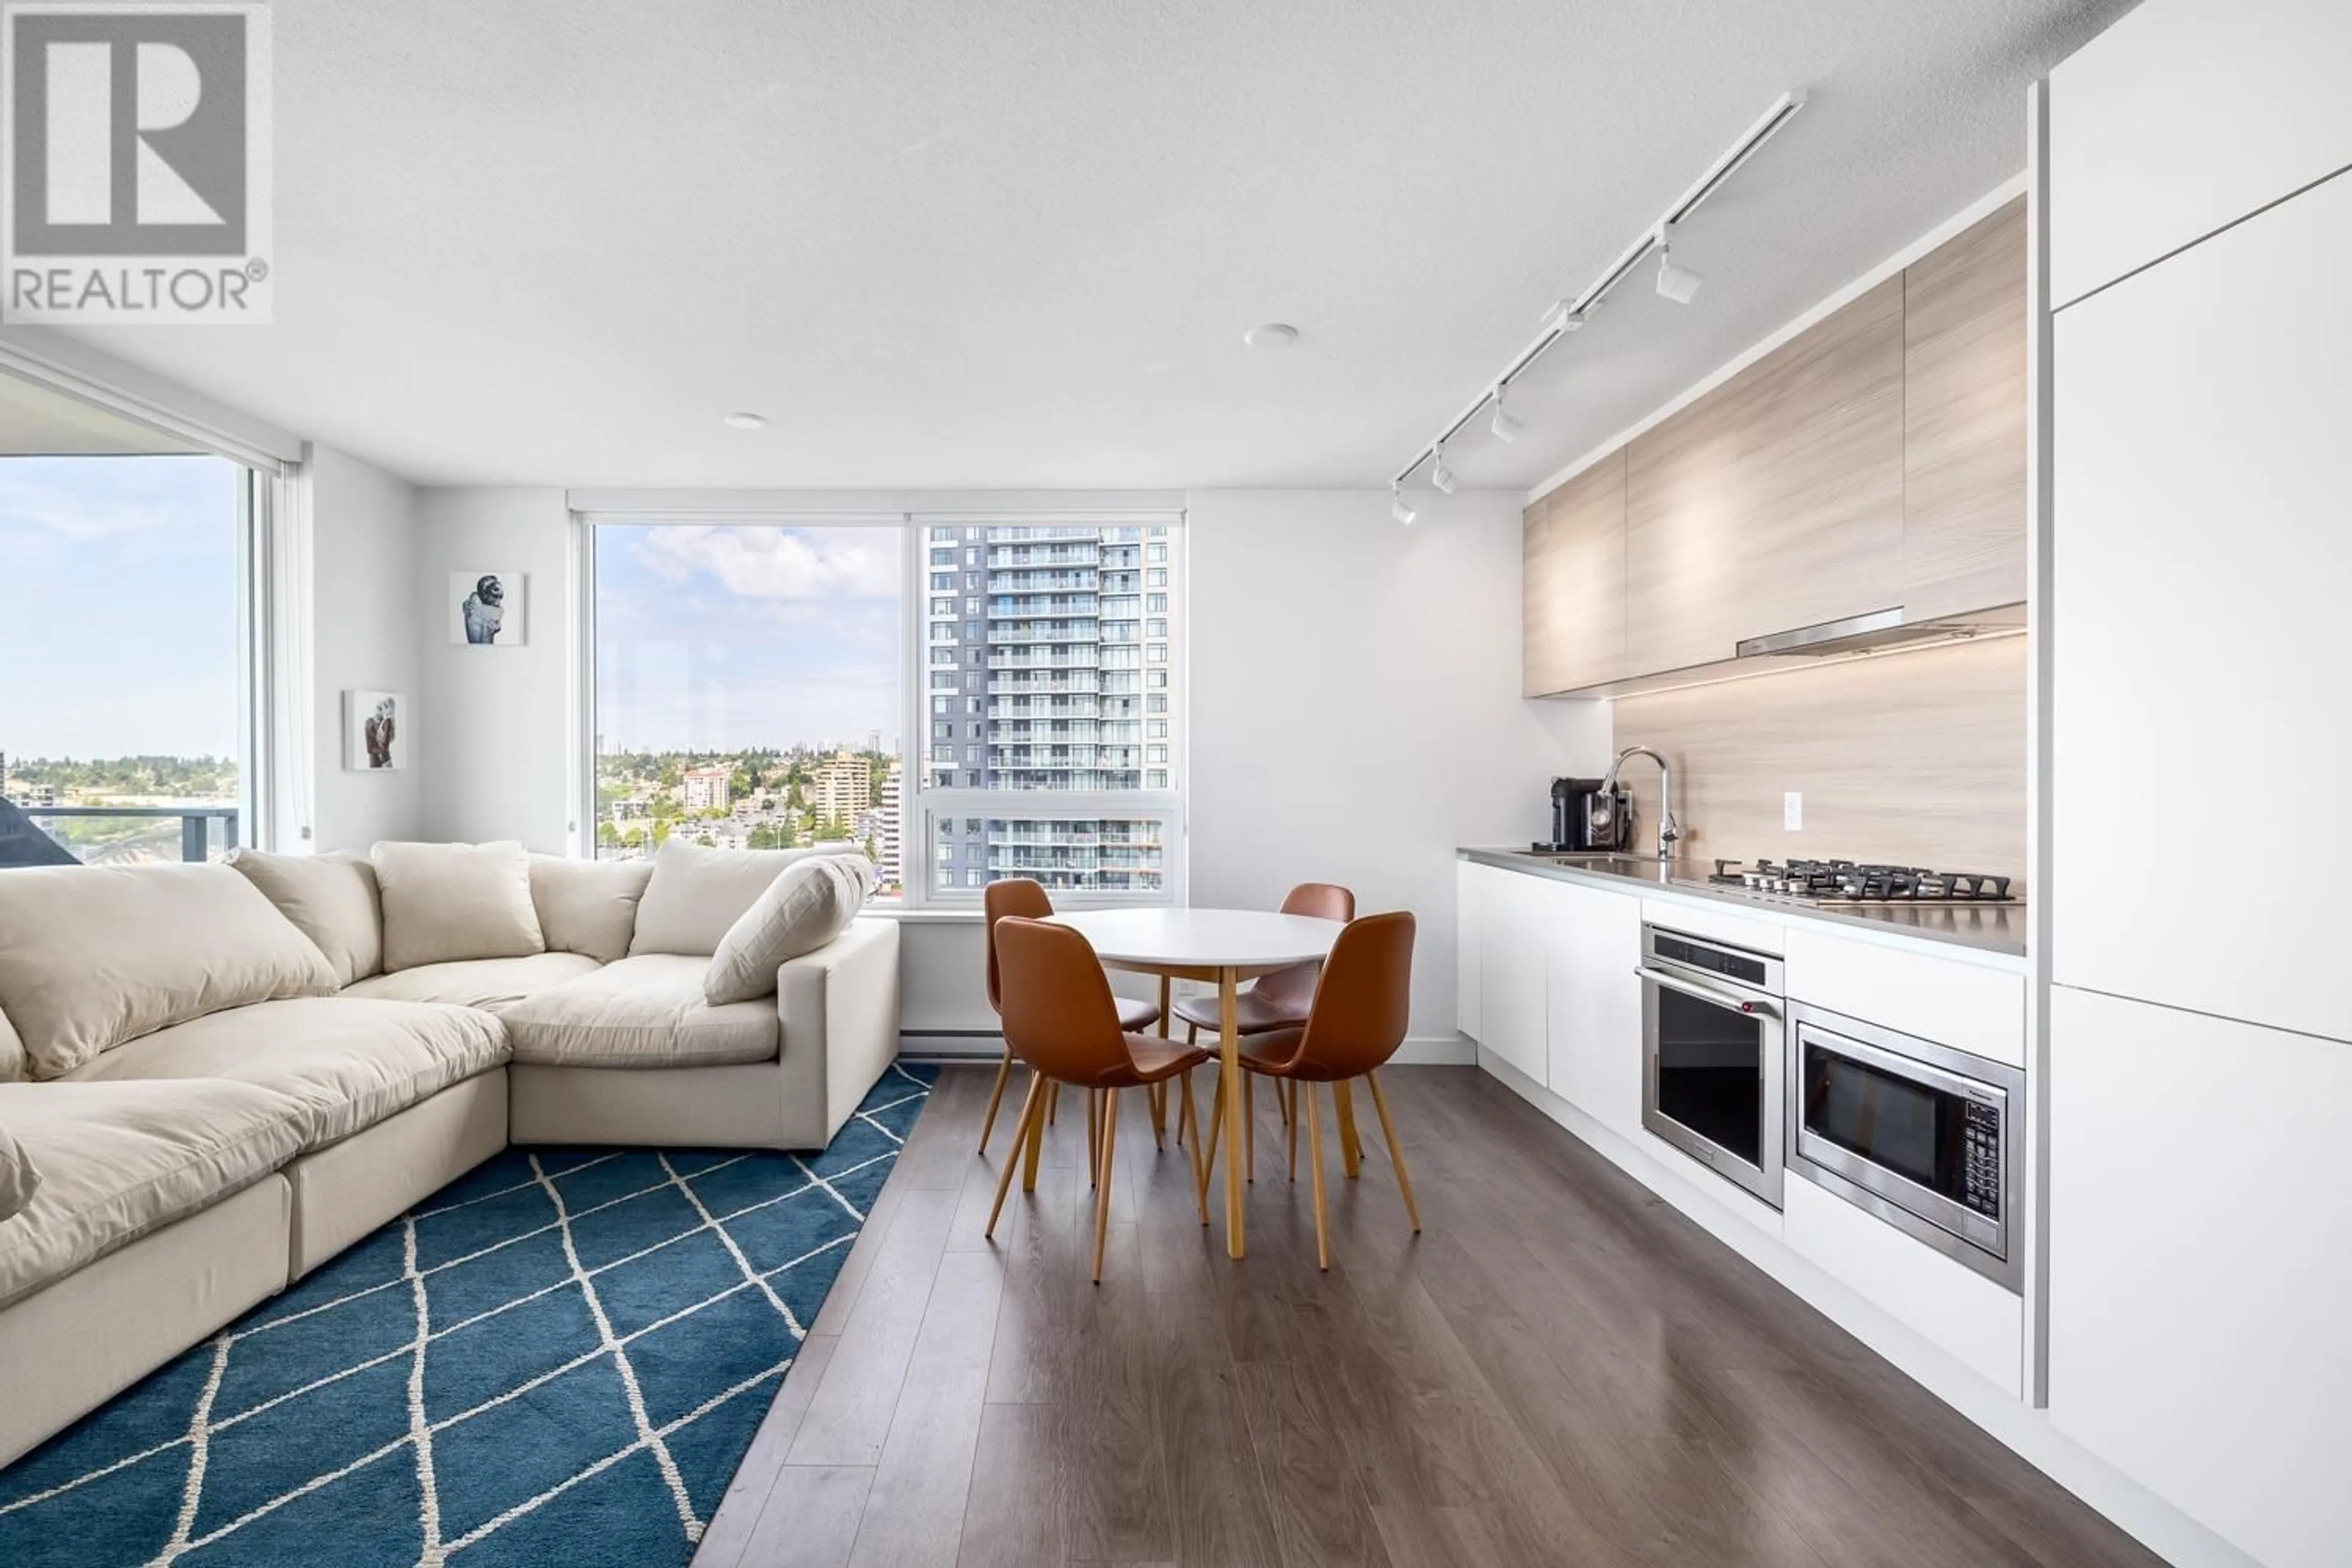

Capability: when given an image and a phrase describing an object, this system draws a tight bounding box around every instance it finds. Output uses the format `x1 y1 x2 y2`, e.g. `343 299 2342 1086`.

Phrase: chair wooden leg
1366 1070 1420 1234
1286 1080 1300 1182
1086 1087 1099 1188
1333 1080 1363 1179
1280 1079 1295 1129
987 1074 1046 1238
1243 1072 1256 1183
1091 1087 1120 1283
1022 1072 1047 1193
1180 1071 1208 1226
1047 1082 1058 1125
1303 1082 1331 1272
1148 1082 1167 1151
978 1045 1016 1155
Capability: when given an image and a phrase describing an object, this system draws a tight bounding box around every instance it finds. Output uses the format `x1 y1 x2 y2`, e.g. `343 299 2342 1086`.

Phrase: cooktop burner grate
1703 858 2019 905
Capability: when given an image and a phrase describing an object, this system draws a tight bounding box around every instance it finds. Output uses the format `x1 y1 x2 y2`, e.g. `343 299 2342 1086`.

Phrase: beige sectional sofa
0 838 899 1468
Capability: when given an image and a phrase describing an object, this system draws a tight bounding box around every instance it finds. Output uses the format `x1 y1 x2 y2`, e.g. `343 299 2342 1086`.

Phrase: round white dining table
1043 907 1345 1259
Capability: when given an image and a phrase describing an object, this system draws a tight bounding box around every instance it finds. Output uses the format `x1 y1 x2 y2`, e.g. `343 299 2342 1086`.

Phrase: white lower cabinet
1474 867 1550 1085
2048 985 2352 1568
1784 1178 2022 1396
1542 877 1643 1140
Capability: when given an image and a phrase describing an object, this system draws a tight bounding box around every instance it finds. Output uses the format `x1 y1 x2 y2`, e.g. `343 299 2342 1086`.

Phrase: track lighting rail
1389 89 1806 494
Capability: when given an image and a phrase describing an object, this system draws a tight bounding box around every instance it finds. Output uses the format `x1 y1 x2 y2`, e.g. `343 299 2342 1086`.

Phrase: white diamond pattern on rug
0 1065 934 1567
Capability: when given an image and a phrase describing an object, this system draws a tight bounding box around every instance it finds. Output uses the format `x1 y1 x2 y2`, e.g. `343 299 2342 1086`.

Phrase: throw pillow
703 855 874 1005
630 839 845 957
530 854 654 965
370 840 546 971
225 847 384 987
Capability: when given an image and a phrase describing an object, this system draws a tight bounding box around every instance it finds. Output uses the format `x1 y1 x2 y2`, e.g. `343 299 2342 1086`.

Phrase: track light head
1656 233 1703 304
1544 301 1586 334
1391 482 1417 526
1491 387 1523 444
1430 447 1458 494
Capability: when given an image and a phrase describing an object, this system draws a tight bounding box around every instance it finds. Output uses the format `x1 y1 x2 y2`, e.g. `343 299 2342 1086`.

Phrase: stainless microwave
1786 1005 2024 1292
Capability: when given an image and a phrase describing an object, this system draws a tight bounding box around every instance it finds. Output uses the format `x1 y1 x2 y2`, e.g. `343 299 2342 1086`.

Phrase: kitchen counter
1457 847 2027 959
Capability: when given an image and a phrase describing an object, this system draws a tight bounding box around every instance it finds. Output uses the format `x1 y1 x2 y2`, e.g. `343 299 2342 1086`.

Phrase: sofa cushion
530 854 652 965
371 840 546 971
628 840 846 958
342 951 601 1009
498 954 779 1068
0 1004 22 1084
0 1111 36 1222
227 847 384 987
0 1079 308 1308
706 855 873 1005
0 862 339 1080
63 997 509 1150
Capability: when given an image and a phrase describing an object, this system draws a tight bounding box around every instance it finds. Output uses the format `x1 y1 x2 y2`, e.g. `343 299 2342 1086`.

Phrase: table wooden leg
1159 976 1178 1148
1333 1080 1363 1179
1221 967 1245 1258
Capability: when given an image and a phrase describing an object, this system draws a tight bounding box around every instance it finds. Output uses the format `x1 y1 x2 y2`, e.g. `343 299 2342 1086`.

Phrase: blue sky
0 454 242 759
595 524 903 755
0 487 905 762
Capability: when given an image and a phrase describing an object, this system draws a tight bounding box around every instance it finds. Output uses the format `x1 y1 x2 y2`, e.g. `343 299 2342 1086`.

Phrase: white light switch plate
1784 792 1803 831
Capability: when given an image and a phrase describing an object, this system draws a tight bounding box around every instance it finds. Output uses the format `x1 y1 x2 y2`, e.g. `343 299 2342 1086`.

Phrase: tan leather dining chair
978 878 1162 1159
984 916 1212 1280
1172 882 1352 1167
1210 911 1420 1270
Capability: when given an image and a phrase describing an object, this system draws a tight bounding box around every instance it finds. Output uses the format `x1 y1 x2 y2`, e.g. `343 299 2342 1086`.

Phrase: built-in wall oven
1787 1005 2024 1292
1637 925 1784 1209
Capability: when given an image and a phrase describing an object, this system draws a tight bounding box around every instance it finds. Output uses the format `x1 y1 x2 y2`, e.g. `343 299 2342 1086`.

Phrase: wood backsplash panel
1609 634 2027 884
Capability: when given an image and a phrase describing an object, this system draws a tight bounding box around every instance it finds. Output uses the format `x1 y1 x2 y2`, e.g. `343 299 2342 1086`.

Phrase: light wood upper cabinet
1523 203 2027 696
1903 199 2027 620
1521 448 1627 696
1624 380 1744 675
1730 275 1907 644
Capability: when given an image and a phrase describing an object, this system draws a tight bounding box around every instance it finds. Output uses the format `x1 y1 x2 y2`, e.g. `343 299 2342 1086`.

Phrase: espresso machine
1537 777 1632 853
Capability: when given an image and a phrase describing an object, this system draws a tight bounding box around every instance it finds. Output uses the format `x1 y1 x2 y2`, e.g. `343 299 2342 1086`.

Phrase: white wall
307 445 424 850
1187 490 1608 1042
415 488 573 850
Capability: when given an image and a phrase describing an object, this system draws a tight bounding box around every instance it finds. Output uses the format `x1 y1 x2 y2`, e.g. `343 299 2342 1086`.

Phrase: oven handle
1635 965 1780 1019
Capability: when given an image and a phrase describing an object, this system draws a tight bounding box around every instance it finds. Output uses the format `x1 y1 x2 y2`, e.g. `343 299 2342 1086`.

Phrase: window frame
0 361 293 855
574 507 1186 911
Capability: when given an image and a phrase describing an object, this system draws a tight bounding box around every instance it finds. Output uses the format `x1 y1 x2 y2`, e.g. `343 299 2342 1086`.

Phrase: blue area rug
0 1063 935 1567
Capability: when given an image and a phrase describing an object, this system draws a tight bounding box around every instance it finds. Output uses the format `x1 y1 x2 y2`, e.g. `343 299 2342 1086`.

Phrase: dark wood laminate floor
694 1065 2164 1568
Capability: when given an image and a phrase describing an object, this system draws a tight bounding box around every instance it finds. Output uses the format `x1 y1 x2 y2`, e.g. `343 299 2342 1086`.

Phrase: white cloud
629 526 900 601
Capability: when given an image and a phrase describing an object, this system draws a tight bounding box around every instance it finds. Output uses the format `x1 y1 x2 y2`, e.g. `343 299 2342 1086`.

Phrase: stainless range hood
1733 604 2026 660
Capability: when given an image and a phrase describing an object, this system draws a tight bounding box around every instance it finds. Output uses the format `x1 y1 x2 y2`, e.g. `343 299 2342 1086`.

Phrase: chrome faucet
1597 745 1681 862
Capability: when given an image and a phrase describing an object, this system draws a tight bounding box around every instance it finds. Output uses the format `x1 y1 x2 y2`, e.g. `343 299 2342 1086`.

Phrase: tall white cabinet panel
1455 860 1484 1041
1542 880 1642 1140
2047 986 2352 1568
2051 170 2352 1044
1476 868 1548 1086
2049 0 2352 306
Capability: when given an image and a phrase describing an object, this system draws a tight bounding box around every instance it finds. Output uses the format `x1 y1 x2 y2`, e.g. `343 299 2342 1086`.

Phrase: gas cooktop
1701 858 2019 906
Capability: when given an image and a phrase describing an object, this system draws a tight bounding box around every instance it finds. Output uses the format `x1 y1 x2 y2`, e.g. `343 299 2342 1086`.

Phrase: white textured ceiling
55 0 2130 489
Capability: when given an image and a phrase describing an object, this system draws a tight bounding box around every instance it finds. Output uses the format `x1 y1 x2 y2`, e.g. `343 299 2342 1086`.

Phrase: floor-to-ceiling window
584 511 1184 906
0 374 258 865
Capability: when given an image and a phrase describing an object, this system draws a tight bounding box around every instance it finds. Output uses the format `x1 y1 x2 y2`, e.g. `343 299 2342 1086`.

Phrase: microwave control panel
1960 1101 2002 1219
